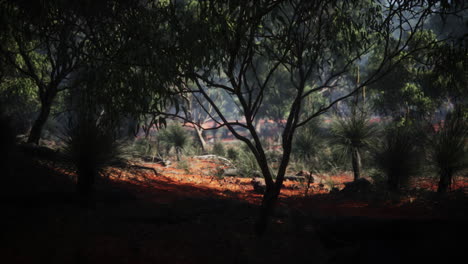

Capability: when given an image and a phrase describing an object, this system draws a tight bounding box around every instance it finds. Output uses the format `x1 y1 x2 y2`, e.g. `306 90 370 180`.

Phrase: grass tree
158 123 190 161
331 106 378 181
377 122 422 191
428 107 468 193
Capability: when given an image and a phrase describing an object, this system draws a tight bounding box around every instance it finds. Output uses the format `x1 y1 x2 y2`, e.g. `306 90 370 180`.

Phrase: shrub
226 147 239 161
212 141 226 157
132 137 158 159
235 145 260 178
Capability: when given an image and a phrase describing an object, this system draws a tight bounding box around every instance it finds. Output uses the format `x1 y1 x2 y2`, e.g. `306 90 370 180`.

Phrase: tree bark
437 170 452 193
194 126 207 153
351 147 362 181
27 100 52 144
255 184 281 236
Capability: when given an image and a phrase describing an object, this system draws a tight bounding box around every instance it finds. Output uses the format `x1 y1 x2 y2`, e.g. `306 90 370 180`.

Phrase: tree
0 2 88 144
164 0 461 234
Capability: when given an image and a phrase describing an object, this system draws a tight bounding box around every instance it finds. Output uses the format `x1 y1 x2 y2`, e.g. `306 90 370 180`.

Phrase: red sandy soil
2 156 467 264
98 158 467 219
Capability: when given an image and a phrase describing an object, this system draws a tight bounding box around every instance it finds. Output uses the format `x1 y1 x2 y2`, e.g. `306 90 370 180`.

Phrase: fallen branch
128 165 160 176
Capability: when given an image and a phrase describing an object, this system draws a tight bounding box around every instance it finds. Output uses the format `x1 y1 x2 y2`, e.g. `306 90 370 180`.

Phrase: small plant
235 144 260 178
176 158 191 173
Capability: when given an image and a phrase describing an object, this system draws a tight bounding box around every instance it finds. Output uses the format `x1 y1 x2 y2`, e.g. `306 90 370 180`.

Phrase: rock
341 178 372 193
222 168 239 177
251 177 266 194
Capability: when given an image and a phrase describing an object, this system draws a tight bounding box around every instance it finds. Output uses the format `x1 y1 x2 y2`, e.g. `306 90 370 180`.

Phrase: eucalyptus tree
0 2 90 144
165 0 464 235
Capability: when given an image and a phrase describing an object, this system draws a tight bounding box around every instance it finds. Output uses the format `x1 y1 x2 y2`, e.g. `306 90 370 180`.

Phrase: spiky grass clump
64 115 122 195
428 107 467 193
158 123 189 161
376 123 422 191
331 112 379 180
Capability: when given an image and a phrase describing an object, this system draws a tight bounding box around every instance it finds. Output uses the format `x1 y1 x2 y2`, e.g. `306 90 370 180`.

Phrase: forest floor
1 153 467 264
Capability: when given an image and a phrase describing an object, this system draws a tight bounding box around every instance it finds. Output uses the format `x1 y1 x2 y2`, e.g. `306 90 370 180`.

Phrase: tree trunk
27 101 52 145
194 126 207 153
254 184 281 236
351 147 362 181
77 169 96 208
437 170 452 193
304 171 313 196
176 147 181 161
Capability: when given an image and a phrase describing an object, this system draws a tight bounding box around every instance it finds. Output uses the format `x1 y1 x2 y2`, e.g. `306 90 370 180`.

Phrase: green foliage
367 30 451 119
292 120 324 162
212 141 226 157
330 108 379 158
0 65 39 134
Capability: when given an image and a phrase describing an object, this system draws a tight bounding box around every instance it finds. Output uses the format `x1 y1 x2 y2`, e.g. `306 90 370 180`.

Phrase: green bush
234 144 260 178
226 147 239 161
212 141 226 157
132 137 158 158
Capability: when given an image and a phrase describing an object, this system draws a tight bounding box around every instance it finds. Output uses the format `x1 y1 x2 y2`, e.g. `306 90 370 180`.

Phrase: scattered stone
222 168 238 177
